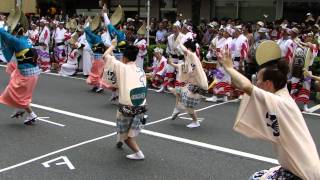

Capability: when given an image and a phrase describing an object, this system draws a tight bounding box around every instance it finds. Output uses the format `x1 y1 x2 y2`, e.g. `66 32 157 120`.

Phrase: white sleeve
103 13 111 25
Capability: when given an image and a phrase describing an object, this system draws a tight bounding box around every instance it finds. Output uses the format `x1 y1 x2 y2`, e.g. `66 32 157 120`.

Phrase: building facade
2 0 319 23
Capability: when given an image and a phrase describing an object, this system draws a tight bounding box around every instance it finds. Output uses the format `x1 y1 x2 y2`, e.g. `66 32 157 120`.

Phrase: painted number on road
42 156 75 170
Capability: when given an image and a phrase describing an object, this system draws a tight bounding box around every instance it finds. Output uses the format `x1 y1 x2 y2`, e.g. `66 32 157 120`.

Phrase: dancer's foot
171 108 180 120
186 121 200 128
95 87 104 93
10 110 25 118
126 151 145 160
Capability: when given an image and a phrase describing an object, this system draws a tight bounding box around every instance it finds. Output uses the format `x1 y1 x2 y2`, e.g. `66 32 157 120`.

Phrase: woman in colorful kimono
0 12 40 125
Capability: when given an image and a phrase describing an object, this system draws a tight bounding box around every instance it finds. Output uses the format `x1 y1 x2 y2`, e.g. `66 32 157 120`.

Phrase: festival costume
59 48 80 76
133 38 147 69
237 41 320 179
37 25 51 72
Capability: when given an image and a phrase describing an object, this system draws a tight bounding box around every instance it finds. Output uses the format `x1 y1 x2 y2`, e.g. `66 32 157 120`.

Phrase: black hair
261 59 289 91
123 45 139 62
183 39 197 52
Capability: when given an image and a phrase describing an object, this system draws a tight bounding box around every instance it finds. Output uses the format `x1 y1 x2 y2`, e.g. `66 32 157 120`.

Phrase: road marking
31 103 116 127
146 100 237 125
37 117 65 127
303 112 320 117
42 156 75 170
179 117 204 121
307 104 320 113
29 103 278 165
0 132 116 173
141 129 278 165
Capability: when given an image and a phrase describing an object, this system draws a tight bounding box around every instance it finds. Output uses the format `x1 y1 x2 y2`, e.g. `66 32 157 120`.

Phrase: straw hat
137 23 146 35
90 15 101 31
68 32 79 45
66 18 78 30
19 10 29 31
255 40 281 66
110 5 124 26
6 7 21 33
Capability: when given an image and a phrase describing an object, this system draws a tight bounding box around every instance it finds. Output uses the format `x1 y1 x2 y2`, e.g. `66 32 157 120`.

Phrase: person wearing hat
202 21 218 46
168 39 208 128
53 21 68 69
290 32 318 112
26 23 39 46
84 15 111 93
158 20 184 93
253 21 264 42
230 25 249 99
103 39 147 160
37 18 51 72
133 23 147 69
59 40 82 77
76 26 92 76
217 41 320 179
0 8 41 125
232 25 249 73
146 47 167 89
207 27 233 102
277 28 297 64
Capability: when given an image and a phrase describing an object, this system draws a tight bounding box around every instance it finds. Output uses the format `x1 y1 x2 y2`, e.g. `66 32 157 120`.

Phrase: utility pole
147 0 150 46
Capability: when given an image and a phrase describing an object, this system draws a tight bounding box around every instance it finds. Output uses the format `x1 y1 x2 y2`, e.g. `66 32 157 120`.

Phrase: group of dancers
0 4 319 179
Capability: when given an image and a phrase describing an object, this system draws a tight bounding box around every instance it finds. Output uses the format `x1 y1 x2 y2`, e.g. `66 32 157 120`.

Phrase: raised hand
217 46 233 69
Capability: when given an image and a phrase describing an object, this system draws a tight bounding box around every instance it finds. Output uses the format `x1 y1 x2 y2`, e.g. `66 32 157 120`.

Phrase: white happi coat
166 32 184 72
152 56 167 77
277 38 296 63
103 54 147 106
177 49 208 100
78 33 92 76
134 38 147 69
231 34 249 70
37 26 51 70
234 86 320 179
60 48 80 76
26 29 39 46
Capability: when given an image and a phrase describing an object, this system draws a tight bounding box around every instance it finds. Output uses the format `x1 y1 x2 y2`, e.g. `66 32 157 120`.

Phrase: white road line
29 103 278 165
142 129 278 165
307 104 320 113
179 117 204 121
0 132 116 173
37 117 65 127
31 103 116 127
146 100 236 125
303 112 320 117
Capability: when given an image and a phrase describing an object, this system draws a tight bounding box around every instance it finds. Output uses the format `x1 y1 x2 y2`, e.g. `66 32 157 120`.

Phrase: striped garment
93 53 103 60
19 66 41 77
290 77 311 104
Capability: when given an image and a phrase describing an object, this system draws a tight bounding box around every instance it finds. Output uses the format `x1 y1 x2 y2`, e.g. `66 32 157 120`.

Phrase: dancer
217 41 320 179
103 39 147 160
85 15 111 93
169 39 208 128
0 8 40 125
